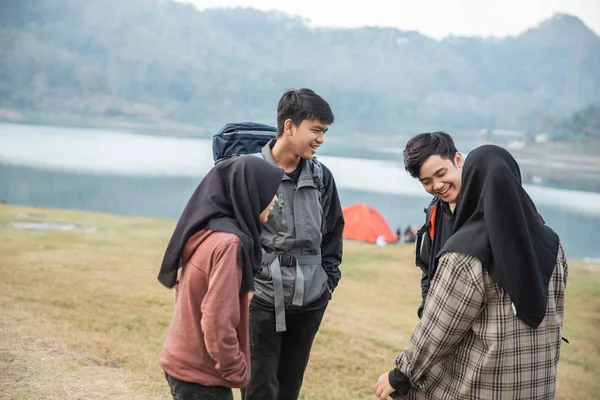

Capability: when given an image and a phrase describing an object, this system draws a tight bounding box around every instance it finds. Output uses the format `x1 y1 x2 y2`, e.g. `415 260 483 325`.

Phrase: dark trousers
241 303 327 400
164 372 233 400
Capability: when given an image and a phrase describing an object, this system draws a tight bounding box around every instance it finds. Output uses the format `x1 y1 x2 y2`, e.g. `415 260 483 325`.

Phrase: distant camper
404 225 417 243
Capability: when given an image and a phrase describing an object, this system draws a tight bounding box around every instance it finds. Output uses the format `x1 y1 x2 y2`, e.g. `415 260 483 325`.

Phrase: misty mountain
1 0 599 134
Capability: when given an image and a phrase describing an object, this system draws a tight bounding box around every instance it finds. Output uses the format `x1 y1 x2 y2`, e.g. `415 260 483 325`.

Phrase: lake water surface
1 123 599 260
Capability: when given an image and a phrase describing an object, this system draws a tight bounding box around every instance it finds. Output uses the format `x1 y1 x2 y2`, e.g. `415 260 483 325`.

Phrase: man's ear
455 152 463 168
284 119 294 136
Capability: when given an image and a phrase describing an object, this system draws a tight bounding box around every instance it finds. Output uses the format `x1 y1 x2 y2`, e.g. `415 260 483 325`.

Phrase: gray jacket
254 140 344 331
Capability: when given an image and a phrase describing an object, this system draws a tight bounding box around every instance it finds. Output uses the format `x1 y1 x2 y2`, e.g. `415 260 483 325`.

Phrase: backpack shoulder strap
417 198 438 235
308 157 325 191
415 198 439 268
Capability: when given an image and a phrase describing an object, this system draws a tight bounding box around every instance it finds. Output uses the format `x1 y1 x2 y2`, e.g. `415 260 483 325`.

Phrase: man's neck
272 139 301 173
438 199 456 214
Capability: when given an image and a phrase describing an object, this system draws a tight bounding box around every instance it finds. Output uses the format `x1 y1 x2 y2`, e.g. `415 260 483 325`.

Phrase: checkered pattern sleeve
394 251 485 390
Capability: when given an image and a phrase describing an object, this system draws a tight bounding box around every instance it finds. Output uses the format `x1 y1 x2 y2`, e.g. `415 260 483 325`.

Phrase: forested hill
1 0 599 134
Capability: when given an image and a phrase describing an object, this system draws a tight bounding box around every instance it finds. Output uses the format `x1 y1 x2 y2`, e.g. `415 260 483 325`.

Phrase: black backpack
212 122 276 164
211 122 324 188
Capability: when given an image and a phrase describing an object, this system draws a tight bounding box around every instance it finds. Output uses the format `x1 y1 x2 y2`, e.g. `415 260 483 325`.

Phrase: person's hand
374 372 395 400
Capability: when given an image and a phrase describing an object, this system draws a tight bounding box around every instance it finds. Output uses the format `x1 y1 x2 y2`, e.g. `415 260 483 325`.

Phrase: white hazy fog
181 0 600 39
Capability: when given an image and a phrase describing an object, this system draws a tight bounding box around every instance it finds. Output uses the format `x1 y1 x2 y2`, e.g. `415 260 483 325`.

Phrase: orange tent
342 203 397 243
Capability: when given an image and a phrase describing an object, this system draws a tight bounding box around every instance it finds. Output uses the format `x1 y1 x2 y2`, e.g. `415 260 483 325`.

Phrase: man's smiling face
418 153 463 204
287 118 327 160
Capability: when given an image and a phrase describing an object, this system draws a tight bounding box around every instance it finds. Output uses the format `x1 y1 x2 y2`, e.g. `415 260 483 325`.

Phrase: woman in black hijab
376 145 567 400
441 144 560 328
158 156 283 400
158 155 283 293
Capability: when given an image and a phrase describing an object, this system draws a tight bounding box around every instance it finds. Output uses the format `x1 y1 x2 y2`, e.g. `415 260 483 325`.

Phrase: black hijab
157 156 283 293
440 145 559 328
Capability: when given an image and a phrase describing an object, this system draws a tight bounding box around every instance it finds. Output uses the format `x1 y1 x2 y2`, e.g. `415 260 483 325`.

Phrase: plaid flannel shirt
394 245 568 400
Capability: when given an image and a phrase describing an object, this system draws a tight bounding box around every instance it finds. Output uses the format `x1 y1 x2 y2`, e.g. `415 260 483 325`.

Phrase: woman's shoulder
188 231 241 271
206 231 240 249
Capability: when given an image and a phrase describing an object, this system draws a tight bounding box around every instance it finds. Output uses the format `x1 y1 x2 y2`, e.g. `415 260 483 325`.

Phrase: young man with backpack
241 88 345 400
402 132 463 319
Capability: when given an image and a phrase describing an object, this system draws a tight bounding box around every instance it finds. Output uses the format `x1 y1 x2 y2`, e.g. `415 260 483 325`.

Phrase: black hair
276 88 334 137
403 132 457 178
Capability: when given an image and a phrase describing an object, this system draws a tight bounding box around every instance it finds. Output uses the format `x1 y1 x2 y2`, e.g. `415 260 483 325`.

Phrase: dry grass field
1 204 598 399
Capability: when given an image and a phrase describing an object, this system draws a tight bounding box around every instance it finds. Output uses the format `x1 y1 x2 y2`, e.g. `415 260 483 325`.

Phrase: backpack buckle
279 255 296 267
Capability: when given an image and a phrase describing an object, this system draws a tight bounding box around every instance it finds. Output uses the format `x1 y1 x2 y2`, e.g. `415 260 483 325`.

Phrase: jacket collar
261 139 316 185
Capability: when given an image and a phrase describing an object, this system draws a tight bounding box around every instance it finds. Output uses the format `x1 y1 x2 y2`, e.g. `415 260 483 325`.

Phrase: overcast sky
180 0 599 39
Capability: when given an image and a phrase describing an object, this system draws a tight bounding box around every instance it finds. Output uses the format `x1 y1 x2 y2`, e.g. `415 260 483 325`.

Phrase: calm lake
1 123 599 260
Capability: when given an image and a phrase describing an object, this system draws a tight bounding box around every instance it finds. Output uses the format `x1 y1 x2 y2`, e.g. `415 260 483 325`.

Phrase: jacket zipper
279 192 286 226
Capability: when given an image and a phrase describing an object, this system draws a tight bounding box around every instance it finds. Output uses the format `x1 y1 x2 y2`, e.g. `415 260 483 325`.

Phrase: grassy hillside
0 205 598 399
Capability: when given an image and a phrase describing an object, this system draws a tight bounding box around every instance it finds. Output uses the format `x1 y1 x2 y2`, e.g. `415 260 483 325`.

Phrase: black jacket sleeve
320 164 344 292
388 368 411 396
417 232 432 318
